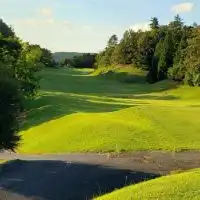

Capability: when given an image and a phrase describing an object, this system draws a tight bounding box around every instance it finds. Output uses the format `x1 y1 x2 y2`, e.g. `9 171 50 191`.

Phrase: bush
184 70 200 86
0 63 22 150
168 64 185 82
15 61 43 98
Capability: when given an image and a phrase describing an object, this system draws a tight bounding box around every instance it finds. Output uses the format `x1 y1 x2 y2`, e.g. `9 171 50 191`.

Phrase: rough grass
18 67 200 153
95 168 200 200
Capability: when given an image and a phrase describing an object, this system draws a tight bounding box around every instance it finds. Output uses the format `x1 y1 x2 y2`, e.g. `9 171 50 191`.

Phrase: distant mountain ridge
53 52 84 62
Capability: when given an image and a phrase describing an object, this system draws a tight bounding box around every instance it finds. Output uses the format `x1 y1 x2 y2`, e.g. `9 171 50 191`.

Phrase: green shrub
168 64 185 82
0 63 22 150
184 70 200 86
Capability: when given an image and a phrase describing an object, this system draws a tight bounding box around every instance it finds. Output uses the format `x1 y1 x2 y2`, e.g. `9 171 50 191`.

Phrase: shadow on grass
98 71 147 83
21 69 178 130
0 160 159 200
132 95 180 100
40 69 178 97
21 93 138 131
189 105 200 108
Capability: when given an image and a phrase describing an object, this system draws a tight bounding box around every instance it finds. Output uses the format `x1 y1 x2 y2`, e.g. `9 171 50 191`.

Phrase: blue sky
0 0 199 52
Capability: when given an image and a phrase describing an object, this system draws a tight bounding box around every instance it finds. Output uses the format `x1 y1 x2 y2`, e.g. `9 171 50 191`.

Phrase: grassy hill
53 52 83 62
95 168 200 200
18 67 200 153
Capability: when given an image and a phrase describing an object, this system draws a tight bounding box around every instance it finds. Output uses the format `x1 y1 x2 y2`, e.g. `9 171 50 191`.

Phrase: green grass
95 168 200 200
18 67 200 153
0 160 6 164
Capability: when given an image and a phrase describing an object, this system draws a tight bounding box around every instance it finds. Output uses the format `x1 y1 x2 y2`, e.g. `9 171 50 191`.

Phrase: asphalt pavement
0 151 200 200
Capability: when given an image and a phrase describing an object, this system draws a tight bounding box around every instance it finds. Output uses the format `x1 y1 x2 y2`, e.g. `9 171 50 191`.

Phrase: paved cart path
0 151 200 200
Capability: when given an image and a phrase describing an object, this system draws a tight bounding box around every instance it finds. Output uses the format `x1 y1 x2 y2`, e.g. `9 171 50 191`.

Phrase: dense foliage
63 53 97 68
0 19 54 150
53 52 83 62
96 15 200 86
0 63 22 150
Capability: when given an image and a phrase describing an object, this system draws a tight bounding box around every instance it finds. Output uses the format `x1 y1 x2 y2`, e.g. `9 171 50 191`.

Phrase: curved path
0 151 200 200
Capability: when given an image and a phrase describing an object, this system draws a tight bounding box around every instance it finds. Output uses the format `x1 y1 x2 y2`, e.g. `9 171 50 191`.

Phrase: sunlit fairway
95 168 200 200
18 68 200 153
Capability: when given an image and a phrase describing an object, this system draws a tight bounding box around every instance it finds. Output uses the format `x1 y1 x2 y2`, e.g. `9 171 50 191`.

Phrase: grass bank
18 67 200 153
95 168 200 200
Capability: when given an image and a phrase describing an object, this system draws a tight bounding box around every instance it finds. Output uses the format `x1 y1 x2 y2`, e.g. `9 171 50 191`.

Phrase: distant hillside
53 52 83 62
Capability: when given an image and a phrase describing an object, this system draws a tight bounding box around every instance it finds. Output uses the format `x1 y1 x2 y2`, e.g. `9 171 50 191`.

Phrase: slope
95 169 200 200
18 68 200 153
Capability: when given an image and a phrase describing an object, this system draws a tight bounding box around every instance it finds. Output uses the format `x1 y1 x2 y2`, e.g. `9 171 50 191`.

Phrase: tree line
63 53 97 69
96 15 200 86
0 19 55 150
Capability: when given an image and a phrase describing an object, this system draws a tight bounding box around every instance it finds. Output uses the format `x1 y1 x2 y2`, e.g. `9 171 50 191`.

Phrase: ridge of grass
95 168 200 200
18 68 200 153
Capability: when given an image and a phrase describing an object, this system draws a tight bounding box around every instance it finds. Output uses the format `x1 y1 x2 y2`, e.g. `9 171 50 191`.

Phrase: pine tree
183 28 200 86
150 17 159 30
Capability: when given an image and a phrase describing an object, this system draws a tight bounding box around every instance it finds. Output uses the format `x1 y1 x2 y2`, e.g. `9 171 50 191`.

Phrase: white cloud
40 8 53 17
15 18 55 26
171 2 194 14
130 22 150 31
46 18 55 25
83 25 93 31
62 21 74 30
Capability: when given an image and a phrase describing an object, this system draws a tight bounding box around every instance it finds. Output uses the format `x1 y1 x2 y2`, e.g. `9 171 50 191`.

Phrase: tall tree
150 17 159 30
182 28 200 86
169 15 184 29
121 30 139 65
15 43 43 97
137 31 156 69
0 18 54 150
96 15 200 86
0 63 21 150
40 48 54 67
108 34 118 47
0 19 15 38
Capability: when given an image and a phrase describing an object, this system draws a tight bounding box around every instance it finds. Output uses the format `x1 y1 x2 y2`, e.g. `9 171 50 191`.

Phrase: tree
169 15 184 29
182 28 200 86
147 33 165 83
150 17 159 30
64 58 73 67
0 37 22 63
173 27 190 65
40 48 54 67
0 24 43 98
111 43 124 64
193 22 198 28
0 63 22 150
110 40 127 65
96 50 106 67
0 19 15 38
66 53 97 69
137 31 156 69
156 31 174 80
96 16 200 86
0 18 54 150
146 56 158 83
121 30 139 65
108 34 118 47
